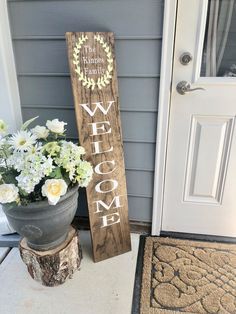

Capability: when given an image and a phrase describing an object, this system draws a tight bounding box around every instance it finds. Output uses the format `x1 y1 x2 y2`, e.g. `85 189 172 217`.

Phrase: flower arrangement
0 117 93 206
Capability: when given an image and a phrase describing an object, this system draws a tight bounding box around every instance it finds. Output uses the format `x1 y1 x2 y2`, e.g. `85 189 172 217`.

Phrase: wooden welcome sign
66 32 131 262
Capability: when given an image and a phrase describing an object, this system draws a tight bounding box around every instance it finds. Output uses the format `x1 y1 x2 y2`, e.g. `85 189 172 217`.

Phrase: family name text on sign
66 32 131 262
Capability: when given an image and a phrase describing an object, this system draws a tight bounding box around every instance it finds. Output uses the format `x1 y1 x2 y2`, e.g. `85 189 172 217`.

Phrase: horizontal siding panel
123 142 155 171
116 40 161 76
21 108 79 138
8 0 163 37
18 77 159 111
21 108 157 143
7 0 163 224
119 78 159 111
128 196 152 222
126 170 153 198
118 78 159 111
121 111 157 143
13 40 161 76
19 76 74 106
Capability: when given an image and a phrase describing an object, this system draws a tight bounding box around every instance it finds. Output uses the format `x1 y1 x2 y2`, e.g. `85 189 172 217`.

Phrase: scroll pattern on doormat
141 237 236 313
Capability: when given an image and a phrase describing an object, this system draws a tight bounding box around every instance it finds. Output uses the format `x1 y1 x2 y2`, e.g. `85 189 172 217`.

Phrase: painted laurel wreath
73 34 113 90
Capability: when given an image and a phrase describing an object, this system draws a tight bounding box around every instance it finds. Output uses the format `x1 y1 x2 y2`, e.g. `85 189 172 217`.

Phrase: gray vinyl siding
7 0 164 223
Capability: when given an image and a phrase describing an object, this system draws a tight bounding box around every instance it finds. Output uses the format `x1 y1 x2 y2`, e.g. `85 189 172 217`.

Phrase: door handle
176 81 205 95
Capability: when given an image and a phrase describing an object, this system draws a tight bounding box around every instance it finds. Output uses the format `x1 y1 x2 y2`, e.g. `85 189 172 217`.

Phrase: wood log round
19 226 82 287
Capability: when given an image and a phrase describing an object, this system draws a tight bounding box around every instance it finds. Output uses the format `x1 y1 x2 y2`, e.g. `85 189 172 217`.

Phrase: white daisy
9 130 37 152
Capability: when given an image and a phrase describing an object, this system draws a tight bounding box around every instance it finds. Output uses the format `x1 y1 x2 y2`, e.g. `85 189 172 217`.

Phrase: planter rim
3 185 79 211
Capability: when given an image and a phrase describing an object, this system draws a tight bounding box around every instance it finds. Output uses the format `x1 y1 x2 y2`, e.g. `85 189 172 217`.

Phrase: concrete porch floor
0 232 140 314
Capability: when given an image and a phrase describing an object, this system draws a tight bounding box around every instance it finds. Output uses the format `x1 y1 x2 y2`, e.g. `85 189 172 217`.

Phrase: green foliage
0 166 6 173
2 169 18 185
18 187 28 197
49 167 63 179
61 169 71 186
48 167 71 186
21 116 39 130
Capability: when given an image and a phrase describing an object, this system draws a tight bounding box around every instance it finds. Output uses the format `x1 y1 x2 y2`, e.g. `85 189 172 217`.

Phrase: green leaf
0 166 7 173
49 167 63 179
19 188 28 197
21 116 39 130
62 171 71 186
2 170 18 185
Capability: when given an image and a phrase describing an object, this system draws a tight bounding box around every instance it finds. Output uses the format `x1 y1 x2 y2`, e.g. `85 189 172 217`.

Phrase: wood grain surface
20 227 82 286
66 32 131 262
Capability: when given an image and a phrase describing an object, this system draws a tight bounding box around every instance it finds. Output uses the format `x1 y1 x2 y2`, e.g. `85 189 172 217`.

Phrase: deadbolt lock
179 52 193 65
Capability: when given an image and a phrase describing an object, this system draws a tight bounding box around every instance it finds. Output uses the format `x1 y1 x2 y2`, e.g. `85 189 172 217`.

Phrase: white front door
162 0 236 237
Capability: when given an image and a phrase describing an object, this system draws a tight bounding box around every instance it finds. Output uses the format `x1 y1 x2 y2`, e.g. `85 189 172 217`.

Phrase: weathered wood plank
66 32 131 262
19 227 82 286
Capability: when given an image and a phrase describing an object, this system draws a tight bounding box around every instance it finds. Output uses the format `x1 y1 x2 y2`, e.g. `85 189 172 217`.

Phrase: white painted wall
0 0 22 131
0 1 20 234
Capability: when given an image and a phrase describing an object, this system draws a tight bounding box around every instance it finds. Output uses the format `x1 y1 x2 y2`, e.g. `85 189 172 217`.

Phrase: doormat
132 236 236 314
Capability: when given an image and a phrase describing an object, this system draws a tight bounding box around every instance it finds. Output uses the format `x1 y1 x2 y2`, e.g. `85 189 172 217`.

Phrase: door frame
0 0 22 131
152 0 178 235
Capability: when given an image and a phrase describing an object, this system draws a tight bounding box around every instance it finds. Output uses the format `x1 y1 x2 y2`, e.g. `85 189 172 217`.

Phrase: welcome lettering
80 101 122 228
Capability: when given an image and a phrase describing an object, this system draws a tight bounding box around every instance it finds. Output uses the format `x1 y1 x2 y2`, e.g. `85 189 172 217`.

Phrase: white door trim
0 0 22 132
152 0 178 235
0 0 21 235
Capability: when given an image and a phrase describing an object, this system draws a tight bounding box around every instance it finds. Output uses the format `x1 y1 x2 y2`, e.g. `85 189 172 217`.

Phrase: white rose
42 179 67 205
32 125 49 139
0 184 19 204
46 119 67 134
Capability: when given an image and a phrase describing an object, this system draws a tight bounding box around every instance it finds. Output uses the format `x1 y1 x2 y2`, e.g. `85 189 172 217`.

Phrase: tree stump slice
19 226 82 287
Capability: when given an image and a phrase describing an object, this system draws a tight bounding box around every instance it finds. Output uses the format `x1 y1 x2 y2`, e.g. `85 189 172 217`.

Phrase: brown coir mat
132 236 236 314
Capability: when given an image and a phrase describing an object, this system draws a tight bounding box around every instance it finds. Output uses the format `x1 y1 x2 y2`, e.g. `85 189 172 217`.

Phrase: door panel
184 115 234 204
162 0 236 236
